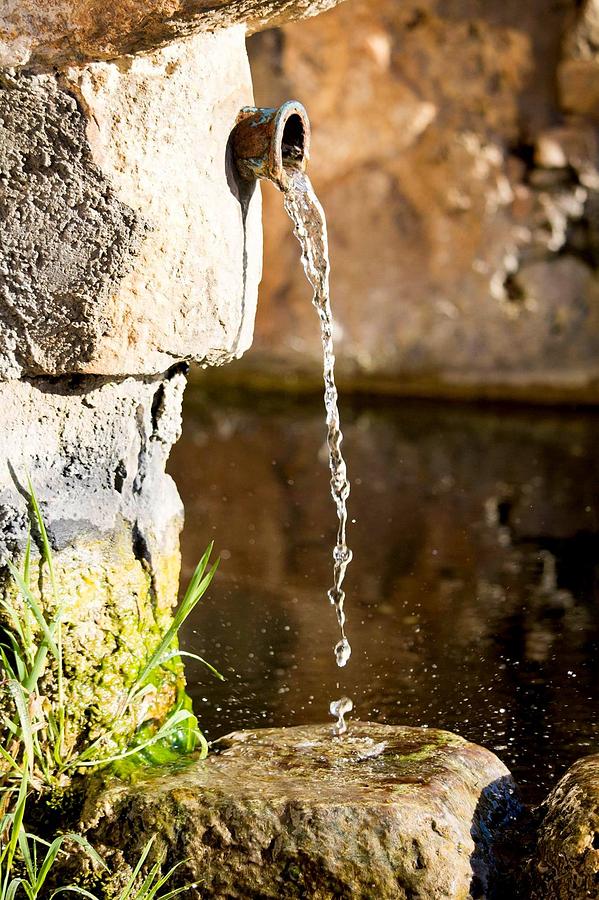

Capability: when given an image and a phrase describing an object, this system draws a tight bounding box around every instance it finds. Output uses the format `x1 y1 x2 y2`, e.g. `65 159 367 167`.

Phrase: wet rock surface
235 0 599 400
78 723 521 899
528 754 599 899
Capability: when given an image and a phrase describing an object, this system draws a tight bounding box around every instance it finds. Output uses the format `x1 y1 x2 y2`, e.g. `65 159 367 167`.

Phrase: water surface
171 387 599 805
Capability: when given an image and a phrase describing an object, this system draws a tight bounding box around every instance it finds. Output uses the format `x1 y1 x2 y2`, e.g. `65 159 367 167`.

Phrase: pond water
171 385 599 805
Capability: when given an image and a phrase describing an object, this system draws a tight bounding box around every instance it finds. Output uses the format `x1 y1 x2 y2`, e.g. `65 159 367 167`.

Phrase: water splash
283 169 353 730
330 696 353 736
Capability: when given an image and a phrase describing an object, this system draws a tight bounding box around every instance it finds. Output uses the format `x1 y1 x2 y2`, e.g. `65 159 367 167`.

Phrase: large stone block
0 369 187 757
231 0 599 401
71 724 522 898
0 27 261 379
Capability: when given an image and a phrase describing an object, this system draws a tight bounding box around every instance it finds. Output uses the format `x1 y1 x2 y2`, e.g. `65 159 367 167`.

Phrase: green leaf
27 477 58 603
120 835 156 900
145 649 224 683
71 711 197 769
50 888 99 900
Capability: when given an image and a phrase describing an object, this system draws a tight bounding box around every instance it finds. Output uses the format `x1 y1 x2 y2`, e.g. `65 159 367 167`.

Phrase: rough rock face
75 723 522 899
235 0 599 400
0 368 186 753
0 0 347 69
561 0 599 119
528 754 599 899
0 27 262 379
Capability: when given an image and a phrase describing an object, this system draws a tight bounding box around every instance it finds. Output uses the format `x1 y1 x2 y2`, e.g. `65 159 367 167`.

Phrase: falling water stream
283 169 353 736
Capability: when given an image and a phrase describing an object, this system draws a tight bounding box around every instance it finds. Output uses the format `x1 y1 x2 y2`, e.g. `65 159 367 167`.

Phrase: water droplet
330 696 353 736
335 638 352 667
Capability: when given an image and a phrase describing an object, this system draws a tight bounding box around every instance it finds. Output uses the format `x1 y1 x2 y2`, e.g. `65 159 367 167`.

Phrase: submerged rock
78 723 522 899
528 754 599 899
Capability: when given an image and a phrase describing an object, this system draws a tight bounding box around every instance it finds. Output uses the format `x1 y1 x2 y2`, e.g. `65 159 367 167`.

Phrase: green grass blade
25 645 50 695
0 598 26 648
120 835 156 900
6 563 59 661
26 479 67 764
132 553 218 692
50 888 99 900
33 836 70 893
27 478 58 602
62 835 107 873
21 532 33 661
140 861 184 900
33 832 107 895
4 878 24 900
23 531 31 588
145 650 224 682
5 764 28 874
17 828 35 883
7 681 34 773
0 645 19 681
151 884 200 900
0 745 21 775
133 860 163 900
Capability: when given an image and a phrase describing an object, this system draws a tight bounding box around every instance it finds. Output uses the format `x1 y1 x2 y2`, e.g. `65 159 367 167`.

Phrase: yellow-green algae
0 527 184 762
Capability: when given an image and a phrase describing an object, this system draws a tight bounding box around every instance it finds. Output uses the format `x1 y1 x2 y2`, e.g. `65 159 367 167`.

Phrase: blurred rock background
216 0 599 401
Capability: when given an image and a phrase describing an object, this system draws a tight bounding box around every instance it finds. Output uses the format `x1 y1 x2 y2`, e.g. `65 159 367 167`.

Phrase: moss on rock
68 723 523 899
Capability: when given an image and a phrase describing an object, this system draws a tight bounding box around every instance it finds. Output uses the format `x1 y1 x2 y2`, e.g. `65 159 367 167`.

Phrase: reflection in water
171 388 599 805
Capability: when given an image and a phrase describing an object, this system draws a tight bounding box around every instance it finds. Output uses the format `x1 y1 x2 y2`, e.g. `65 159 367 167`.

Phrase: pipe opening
281 113 306 170
231 101 311 191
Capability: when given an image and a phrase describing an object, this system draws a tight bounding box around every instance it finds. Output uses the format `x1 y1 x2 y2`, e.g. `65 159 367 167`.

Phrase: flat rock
79 723 522 899
529 754 599 899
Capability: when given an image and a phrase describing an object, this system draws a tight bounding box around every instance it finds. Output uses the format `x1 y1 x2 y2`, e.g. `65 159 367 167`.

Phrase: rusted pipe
231 101 311 192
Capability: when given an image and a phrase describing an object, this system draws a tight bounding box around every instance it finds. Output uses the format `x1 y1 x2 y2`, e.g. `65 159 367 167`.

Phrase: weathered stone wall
0 0 348 759
0 0 347 68
0 369 186 752
0 27 261 379
232 0 599 400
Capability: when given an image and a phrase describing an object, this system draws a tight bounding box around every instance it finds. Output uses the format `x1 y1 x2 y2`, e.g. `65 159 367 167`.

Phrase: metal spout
231 101 311 192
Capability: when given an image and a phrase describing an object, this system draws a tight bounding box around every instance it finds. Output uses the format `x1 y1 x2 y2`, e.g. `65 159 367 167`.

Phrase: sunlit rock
529 754 599 899
74 723 522 899
0 27 261 379
0 0 347 69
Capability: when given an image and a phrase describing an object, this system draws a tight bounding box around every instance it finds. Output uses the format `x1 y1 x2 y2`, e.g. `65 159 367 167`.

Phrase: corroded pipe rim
232 100 311 191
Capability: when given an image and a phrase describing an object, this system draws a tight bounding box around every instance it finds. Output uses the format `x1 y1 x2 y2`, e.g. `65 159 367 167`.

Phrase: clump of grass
0 479 221 793
0 769 198 900
0 764 106 900
55 835 197 900
0 480 220 896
